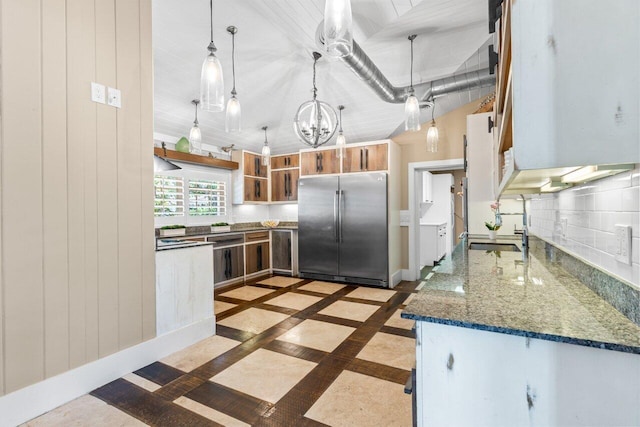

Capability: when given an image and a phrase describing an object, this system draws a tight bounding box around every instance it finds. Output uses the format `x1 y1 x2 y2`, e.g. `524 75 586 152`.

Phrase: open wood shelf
154 147 239 170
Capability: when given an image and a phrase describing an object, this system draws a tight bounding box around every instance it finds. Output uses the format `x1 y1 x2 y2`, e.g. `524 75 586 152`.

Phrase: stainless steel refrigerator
298 172 388 287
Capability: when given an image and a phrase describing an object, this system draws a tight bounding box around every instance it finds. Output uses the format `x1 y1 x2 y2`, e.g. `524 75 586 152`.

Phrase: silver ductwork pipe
316 26 495 104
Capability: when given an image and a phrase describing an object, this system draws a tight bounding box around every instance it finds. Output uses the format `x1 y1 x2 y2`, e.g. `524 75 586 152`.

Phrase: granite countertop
155 239 213 251
155 221 298 239
402 237 640 354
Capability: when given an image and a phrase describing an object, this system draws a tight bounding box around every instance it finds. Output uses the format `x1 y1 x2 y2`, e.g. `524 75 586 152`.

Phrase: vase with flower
486 201 502 239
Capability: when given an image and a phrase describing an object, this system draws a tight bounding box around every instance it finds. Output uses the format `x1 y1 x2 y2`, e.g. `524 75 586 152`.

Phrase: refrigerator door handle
339 190 344 243
334 191 339 242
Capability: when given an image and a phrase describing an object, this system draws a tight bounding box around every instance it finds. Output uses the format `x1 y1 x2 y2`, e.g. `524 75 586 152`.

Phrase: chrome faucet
513 194 528 253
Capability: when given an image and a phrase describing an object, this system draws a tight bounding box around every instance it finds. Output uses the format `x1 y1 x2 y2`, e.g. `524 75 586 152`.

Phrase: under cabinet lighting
561 164 634 184
540 180 570 193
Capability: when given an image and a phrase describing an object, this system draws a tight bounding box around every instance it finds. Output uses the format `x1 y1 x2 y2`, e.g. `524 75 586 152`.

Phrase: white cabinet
155 245 214 336
422 171 433 203
420 223 446 267
415 321 640 426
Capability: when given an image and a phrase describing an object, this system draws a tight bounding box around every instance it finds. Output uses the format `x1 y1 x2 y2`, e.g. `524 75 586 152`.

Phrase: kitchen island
402 237 640 426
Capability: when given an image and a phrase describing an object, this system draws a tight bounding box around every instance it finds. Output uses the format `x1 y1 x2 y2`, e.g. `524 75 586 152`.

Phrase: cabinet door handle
254 180 259 199
257 180 261 198
287 236 291 263
257 245 263 271
286 173 290 198
225 249 230 279
254 157 260 176
360 148 364 170
315 153 320 172
365 147 369 170
319 153 323 172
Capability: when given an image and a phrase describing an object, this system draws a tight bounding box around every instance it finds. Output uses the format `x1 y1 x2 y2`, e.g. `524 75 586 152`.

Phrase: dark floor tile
134 361 185 386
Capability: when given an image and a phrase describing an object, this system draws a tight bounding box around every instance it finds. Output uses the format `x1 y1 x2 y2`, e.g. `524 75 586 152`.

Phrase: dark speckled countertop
402 237 640 354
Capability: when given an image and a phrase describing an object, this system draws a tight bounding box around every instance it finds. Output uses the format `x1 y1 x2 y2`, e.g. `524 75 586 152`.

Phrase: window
189 178 226 217
154 175 184 217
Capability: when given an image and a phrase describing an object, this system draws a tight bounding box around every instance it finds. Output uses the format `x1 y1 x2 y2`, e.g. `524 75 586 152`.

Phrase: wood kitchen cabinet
244 176 268 202
272 229 296 273
213 245 244 284
232 150 269 204
271 169 299 202
271 153 299 170
300 150 340 175
343 143 388 173
246 242 270 275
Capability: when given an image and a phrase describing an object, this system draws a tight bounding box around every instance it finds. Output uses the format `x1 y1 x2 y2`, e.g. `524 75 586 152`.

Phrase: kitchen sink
468 242 521 252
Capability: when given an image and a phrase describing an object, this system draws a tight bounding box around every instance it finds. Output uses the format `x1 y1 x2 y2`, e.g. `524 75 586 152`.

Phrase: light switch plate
91 82 106 104
614 224 632 265
107 87 121 108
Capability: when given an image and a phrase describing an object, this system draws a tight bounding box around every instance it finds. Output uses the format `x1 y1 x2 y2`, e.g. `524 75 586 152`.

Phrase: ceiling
152 0 491 155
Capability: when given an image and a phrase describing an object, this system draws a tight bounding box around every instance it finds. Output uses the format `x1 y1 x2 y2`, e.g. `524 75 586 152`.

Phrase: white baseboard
390 270 403 288
0 317 216 427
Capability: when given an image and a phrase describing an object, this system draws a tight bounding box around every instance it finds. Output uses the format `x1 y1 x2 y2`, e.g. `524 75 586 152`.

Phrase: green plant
485 221 500 231
160 224 186 229
211 222 229 226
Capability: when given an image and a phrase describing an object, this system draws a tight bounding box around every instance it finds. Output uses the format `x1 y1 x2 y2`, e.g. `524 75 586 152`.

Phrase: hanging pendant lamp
261 126 271 166
293 52 337 149
324 0 353 58
405 34 421 132
189 99 203 154
426 99 439 152
200 0 224 112
225 26 241 132
336 105 346 158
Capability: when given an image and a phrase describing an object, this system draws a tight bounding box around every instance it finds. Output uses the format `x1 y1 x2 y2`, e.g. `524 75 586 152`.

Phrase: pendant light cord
431 97 436 123
312 56 318 100
410 38 414 90
231 30 237 95
209 0 213 43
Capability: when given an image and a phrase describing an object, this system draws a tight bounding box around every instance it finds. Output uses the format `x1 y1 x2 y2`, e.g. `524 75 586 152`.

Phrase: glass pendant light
293 52 338 148
426 99 439 152
225 26 241 132
189 99 202 154
261 126 271 166
200 0 224 112
336 105 346 158
324 0 353 58
405 34 421 132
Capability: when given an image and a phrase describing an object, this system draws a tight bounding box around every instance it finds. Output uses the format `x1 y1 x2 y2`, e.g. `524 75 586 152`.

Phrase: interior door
298 176 339 276
338 173 388 283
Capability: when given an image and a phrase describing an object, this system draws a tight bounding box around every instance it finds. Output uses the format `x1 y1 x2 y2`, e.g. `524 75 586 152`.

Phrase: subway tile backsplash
529 166 640 288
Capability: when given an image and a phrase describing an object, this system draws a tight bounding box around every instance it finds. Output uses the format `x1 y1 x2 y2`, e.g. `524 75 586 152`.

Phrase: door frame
407 158 464 281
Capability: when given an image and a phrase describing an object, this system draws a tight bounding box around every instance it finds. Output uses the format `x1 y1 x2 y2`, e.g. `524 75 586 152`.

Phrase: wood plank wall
0 0 154 395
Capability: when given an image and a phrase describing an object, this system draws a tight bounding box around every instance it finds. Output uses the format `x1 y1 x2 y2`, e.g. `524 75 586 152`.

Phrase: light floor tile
219 286 275 301
122 373 161 392
255 276 303 287
210 349 316 404
215 300 236 313
161 335 240 372
356 332 415 371
173 396 249 427
305 371 411 427
346 287 396 302
277 319 355 352
318 300 379 322
217 308 289 334
22 395 146 426
384 309 415 330
298 281 346 294
265 293 322 311
403 293 417 306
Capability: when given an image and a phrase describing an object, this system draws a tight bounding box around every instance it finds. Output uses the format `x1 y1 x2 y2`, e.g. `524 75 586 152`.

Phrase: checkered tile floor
25 276 418 426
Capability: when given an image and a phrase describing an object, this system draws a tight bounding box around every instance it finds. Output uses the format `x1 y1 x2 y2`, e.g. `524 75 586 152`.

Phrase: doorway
407 159 464 281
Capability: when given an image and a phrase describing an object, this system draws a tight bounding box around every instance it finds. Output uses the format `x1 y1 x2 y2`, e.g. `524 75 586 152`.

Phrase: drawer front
245 231 269 242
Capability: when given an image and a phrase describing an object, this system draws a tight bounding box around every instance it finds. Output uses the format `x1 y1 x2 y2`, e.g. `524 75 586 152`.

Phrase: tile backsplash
529 166 639 288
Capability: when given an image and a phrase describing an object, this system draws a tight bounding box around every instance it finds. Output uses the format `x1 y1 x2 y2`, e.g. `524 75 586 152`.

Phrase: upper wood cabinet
243 151 268 178
271 153 299 170
232 150 269 204
300 150 340 175
343 143 388 173
271 169 299 202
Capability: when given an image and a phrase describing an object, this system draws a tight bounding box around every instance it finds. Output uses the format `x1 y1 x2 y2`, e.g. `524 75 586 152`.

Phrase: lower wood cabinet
272 230 292 271
246 242 270 275
213 245 244 284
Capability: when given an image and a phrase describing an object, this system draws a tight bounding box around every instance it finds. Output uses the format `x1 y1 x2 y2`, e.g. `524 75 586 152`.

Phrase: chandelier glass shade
261 126 271 166
404 34 421 132
324 0 353 58
225 26 241 131
200 0 224 112
293 52 337 149
189 99 202 154
426 100 439 153
335 105 346 157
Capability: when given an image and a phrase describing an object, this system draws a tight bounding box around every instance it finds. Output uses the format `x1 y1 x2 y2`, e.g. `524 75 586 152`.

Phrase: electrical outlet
614 225 632 265
91 82 106 104
107 87 121 108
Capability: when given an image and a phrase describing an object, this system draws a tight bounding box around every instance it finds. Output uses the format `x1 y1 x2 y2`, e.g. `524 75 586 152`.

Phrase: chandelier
293 52 337 148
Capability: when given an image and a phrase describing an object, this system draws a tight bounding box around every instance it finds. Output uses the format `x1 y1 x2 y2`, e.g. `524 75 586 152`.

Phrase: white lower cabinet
415 321 640 426
419 223 447 267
